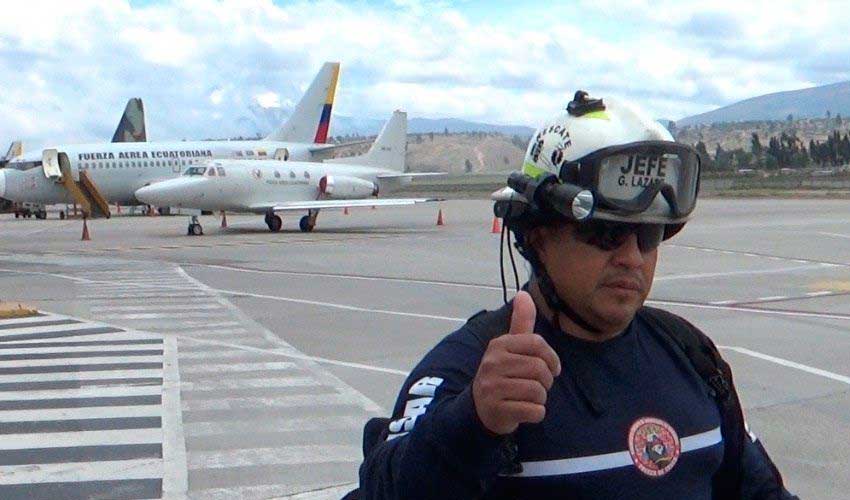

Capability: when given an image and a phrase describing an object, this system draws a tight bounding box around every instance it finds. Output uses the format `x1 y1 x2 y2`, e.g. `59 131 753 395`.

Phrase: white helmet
493 91 701 229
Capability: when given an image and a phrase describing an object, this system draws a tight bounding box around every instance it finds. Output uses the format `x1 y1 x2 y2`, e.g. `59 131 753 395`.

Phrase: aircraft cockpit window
184 166 207 176
208 167 217 177
246 151 254 157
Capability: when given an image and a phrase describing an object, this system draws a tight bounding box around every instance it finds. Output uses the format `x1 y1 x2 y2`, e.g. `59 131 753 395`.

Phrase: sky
2 0 849 148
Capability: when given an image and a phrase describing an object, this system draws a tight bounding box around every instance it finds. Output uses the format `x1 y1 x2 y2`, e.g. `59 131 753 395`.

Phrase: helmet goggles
562 140 701 220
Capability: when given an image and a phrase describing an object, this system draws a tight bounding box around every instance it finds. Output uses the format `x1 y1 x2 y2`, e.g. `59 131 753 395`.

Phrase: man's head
493 91 700 339
524 219 660 337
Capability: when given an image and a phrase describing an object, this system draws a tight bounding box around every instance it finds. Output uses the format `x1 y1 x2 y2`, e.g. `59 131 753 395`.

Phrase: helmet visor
576 141 700 219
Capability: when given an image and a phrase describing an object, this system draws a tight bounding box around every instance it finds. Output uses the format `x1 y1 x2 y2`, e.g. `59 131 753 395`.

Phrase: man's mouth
602 278 643 292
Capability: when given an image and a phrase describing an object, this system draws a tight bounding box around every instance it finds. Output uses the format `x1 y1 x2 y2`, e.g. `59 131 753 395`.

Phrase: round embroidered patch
628 417 681 477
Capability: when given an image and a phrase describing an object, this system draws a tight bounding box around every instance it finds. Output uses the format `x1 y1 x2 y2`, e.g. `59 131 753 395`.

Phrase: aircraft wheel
299 215 315 232
14 212 19 219
188 223 203 236
59 211 66 220
268 215 282 232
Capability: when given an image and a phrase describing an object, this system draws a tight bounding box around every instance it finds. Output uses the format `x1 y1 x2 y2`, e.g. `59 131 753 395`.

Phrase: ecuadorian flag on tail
313 63 339 144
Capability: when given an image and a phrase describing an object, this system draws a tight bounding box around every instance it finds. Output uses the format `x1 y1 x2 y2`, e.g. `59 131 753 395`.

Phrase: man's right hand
472 291 562 435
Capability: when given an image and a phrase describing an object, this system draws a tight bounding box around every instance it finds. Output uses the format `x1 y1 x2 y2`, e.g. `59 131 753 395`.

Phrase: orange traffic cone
81 217 90 241
343 207 349 215
221 211 227 228
437 208 444 226
491 216 501 234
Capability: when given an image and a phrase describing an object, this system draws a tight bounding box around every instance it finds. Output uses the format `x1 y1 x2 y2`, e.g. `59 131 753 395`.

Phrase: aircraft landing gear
299 209 319 232
59 211 66 220
267 215 282 232
187 215 203 236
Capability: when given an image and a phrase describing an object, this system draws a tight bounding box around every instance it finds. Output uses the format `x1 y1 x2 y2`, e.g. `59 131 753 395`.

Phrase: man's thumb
509 291 537 335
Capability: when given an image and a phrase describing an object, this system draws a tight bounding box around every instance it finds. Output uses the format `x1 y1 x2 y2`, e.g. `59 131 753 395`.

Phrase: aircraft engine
319 175 378 199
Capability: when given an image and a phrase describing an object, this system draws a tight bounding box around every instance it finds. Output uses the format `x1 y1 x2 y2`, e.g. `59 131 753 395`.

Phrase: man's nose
610 233 645 268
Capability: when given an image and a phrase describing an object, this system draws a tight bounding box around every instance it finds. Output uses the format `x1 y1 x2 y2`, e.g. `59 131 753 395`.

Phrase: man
357 92 796 499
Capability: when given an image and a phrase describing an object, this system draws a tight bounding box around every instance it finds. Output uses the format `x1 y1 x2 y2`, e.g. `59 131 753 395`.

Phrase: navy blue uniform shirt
360 301 790 499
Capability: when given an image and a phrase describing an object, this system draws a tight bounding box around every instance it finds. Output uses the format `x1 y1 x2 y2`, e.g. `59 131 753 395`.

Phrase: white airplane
0 62 343 210
1 98 148 218
135 110 441 235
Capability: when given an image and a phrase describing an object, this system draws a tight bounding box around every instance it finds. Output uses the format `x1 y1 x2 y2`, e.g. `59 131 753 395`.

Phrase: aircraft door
42 149 62 180
274 148 289 161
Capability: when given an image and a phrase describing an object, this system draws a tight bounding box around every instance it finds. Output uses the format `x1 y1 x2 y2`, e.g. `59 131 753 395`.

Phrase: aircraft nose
135 184 171 206
135 179 201 207
0 169 6 199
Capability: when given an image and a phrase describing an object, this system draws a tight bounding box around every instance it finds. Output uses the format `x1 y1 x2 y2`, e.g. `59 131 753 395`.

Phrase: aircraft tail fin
112 98 147 143
327 110 407 171
3 141 22 161
265 62 340 144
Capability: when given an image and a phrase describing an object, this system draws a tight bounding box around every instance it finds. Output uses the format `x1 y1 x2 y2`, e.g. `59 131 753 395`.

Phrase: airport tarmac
1 198 849 499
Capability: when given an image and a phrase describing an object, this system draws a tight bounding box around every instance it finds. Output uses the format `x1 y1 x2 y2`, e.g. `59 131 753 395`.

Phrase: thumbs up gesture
472 291 562 435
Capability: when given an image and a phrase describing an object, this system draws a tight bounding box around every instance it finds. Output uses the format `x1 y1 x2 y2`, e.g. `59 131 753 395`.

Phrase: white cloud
254 91 281 109
1 0 849 149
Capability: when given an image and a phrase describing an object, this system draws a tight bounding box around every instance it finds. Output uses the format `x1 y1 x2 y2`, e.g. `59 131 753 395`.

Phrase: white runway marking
211 287 467 322
90 304 220 312
0 369 163 383
187 415 364 437
187 444 360 470
648 299 850 322
179 361 297 374
0 428 162 450
0 355 164 368
181 393 372 412
0 384 162 401
655 264 830 282
0 344 163 355
162 335 188 497
184 262 504 291
0 405 162 423
0 459 162 485
720 345 850 386
818 231 850 240
179 335 411 376
181 377 320 392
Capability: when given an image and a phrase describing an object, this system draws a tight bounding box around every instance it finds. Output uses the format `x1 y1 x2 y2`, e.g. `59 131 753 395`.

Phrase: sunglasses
572 220 664 253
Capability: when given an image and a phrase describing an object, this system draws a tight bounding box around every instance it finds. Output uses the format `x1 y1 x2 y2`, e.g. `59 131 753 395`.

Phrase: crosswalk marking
90 304 220 312
0 428 162 450
0 311 182 499
0 405 162 422
0 369 164 383
0 458 162 484
179 361 297 374
187 444 361 469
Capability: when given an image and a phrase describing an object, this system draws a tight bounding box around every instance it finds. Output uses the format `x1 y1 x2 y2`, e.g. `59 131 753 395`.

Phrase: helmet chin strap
529 252 604 335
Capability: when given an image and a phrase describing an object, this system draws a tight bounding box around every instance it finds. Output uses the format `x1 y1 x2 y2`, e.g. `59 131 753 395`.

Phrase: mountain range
677 81 850 127
239 103 535 139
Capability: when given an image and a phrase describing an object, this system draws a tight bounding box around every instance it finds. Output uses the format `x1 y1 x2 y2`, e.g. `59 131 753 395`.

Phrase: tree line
695 130 850 171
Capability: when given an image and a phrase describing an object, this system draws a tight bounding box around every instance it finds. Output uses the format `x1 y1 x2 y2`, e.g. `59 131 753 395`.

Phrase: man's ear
524 226 547 260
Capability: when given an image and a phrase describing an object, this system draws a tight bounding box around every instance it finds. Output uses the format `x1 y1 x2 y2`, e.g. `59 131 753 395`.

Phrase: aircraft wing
377 172 446 179
250 197 441 212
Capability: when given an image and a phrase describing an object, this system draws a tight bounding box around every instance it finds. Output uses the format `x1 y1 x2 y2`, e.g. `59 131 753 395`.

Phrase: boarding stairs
46 150 111 218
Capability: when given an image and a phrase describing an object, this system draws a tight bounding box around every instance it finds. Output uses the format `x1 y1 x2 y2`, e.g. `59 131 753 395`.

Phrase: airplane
0 62 344 212
1 98 148 218
135 110 442 235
